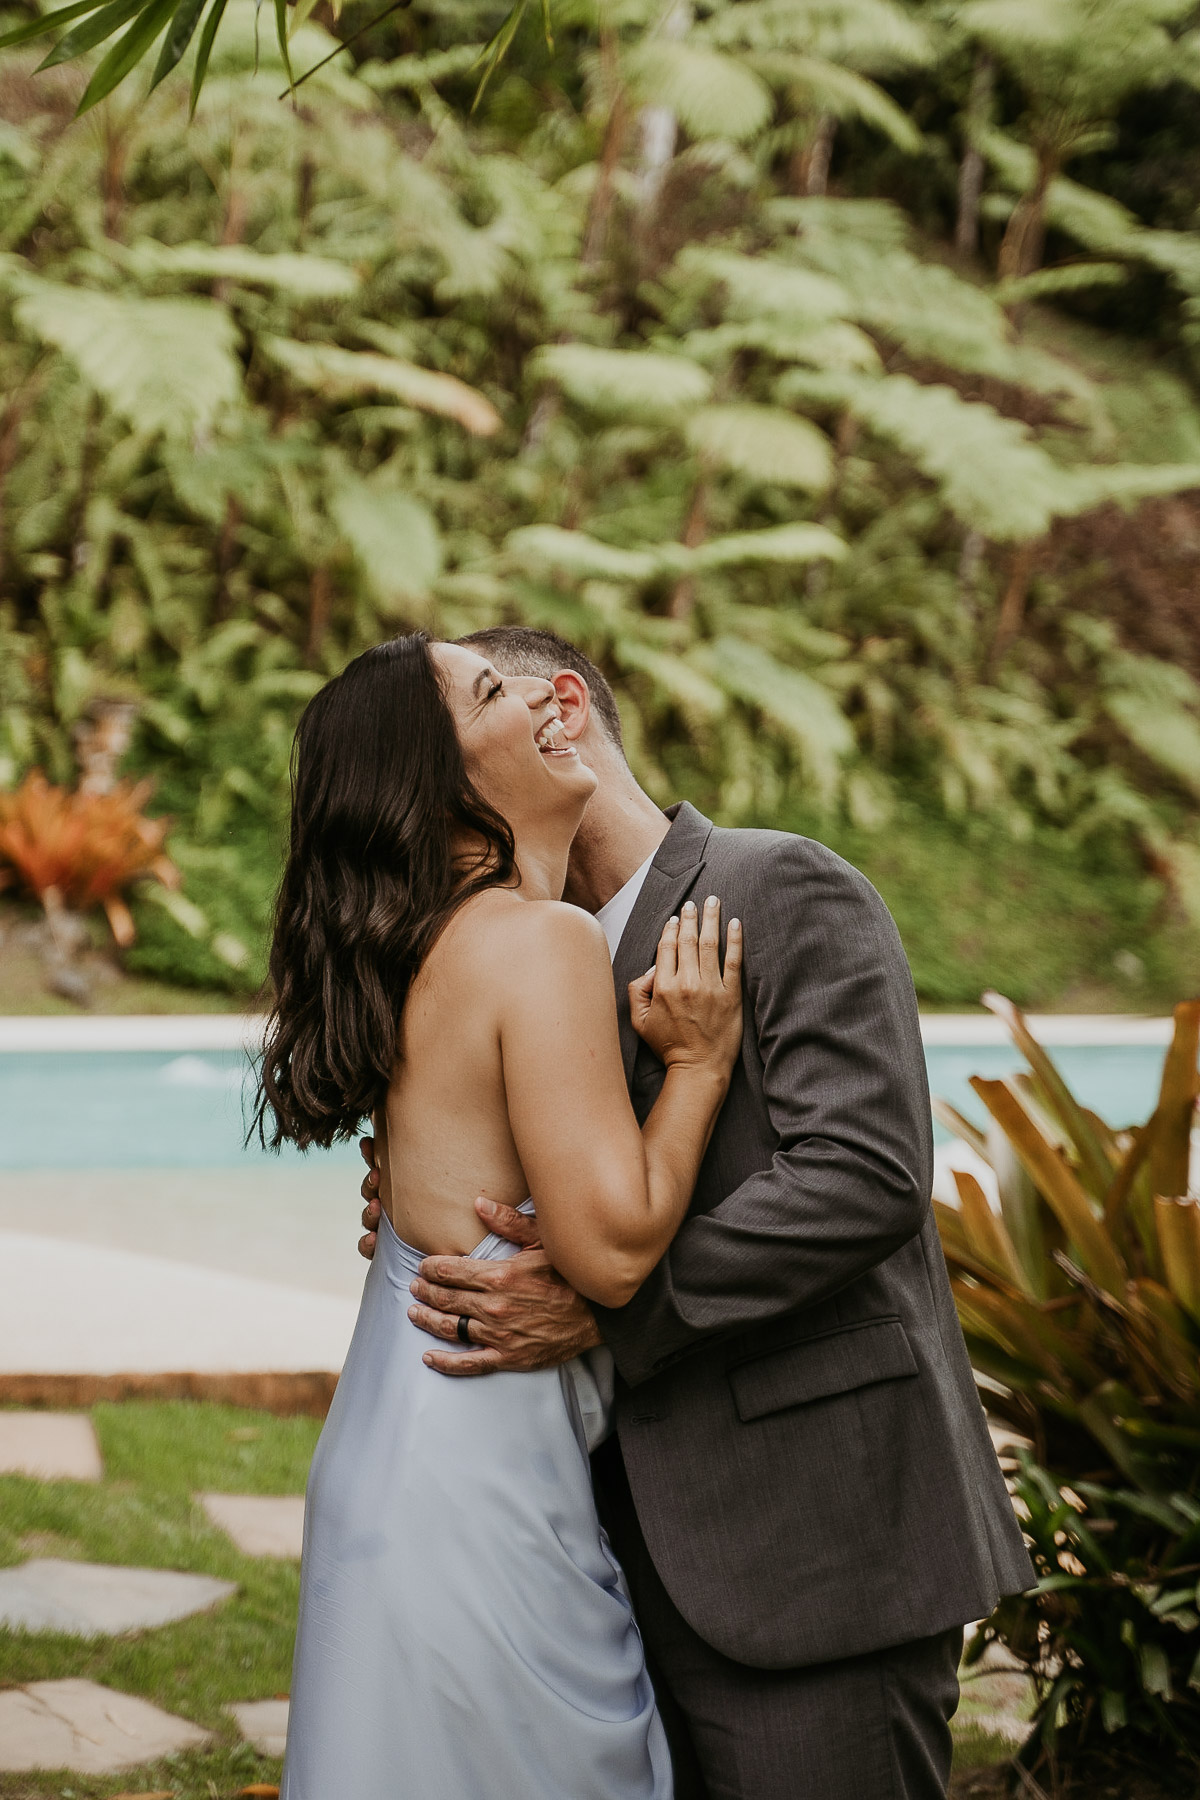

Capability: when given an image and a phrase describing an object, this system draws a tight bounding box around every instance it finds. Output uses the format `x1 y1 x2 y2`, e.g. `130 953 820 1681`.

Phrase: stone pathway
0 1678 209 1774
200 1492 306 1559
0 1410 102 1480
956 1644 1036 1746
0 1558 236 1637
229 1697 290 1755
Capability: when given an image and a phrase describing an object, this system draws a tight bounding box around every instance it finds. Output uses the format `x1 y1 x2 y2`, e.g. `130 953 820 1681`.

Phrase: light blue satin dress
281 1205 672 1800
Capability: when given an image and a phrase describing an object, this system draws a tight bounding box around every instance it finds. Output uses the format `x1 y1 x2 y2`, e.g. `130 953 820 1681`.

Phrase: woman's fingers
423 1347 504 1377
698 896 720 983
676 900 700 987
628 966 655 1020
655 912 679 983
475 1196 543 1249
723 916 744 991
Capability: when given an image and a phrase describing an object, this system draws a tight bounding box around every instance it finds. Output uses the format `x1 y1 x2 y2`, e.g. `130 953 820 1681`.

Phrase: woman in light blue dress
255 632 743 1799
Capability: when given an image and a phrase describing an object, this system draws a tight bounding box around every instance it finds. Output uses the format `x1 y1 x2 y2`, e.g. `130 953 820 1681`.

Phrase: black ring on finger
457 1315 472 1346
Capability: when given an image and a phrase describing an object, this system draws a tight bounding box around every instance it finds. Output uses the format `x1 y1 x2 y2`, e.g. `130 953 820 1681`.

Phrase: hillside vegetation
1 0 1199 1005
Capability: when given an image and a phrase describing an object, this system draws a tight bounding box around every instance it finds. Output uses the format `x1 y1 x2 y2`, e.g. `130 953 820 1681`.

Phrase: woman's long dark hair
254 633 517 1150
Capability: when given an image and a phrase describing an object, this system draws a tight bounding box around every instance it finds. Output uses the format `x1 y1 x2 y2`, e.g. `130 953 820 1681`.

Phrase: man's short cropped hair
456 627 625 752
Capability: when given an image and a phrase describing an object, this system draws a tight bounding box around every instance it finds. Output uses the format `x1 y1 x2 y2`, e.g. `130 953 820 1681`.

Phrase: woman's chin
540 748 594 786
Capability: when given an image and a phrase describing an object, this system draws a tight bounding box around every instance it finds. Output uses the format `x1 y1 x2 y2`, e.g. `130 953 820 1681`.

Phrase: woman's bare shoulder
435 886 604 948
467 891 608 963
432 891 605 995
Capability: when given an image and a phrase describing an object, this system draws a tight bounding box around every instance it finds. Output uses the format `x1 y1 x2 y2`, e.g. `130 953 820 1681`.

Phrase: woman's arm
498 897 742 1309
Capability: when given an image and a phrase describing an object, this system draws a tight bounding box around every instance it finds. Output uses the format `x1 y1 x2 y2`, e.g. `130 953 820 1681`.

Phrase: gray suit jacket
593 803 1034 1671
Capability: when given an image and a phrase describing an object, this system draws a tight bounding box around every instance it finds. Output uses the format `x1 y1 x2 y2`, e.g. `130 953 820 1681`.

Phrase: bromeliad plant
975 1460 1200 1782
940 996 1200 1783
934 991 1200 1491
0 768 179 945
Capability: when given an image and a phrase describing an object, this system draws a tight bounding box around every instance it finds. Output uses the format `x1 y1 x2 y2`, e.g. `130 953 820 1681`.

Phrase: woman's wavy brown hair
254 633 516 1150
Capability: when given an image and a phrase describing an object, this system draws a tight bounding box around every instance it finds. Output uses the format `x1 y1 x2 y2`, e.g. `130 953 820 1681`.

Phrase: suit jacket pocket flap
729 1318 917 1423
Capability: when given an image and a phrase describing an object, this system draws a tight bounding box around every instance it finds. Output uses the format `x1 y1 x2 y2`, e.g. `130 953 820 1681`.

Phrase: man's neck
562 772 671 915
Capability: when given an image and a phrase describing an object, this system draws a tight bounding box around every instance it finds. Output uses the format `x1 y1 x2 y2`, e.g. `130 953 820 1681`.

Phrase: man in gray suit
358 625 1034 1799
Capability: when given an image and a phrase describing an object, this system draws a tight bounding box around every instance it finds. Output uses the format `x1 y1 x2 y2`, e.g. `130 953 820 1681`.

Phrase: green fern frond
127 241 359 298
505 527 661 582
705 0 933 73
10 275 241 438
528 343 712 417
683 318 881 372
675 245 849 323
1103 655 1200 801
687 402 834 490
506 519 845 582
695 634 855 803
749 51 922 151
330 477 443 612
782 369 1073 539
261 337 503 436
624 40 774 143
689 522 845 568
994 261 1129 304
358 44 485 88
613 638 729 719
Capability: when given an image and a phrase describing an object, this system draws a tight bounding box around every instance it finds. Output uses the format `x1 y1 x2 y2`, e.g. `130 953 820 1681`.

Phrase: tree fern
127 240 360 298
9 276 242 438
261 337 502 435
330 477 444 613
686 402 833 490
528 343 713 416
623 40 774 143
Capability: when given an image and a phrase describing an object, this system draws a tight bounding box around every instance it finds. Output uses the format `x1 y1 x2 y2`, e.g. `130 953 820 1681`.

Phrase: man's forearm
595 836 933 1389
593 1140 928 1387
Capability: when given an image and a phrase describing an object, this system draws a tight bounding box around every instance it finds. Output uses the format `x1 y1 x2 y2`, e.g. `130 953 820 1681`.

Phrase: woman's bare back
375 886 741 1308
376 888 542 1255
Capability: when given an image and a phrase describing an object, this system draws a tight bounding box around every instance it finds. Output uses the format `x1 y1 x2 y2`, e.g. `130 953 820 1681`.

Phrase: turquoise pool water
0 1044 1169 1170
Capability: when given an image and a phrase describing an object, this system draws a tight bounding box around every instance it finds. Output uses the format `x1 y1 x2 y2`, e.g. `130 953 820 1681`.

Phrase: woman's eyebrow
471 666 497 697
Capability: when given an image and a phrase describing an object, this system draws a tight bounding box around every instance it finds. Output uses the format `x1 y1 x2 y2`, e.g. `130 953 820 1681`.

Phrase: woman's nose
527 678 557 711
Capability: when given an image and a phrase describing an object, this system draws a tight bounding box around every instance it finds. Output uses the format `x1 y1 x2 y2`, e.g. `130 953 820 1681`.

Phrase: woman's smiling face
432 641 598 831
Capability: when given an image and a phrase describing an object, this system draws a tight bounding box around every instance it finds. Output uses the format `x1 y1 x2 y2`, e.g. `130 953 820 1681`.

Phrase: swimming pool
0 1023 1172 1169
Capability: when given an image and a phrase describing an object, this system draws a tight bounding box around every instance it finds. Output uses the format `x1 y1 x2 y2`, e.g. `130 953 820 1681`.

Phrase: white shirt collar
595 851 657 964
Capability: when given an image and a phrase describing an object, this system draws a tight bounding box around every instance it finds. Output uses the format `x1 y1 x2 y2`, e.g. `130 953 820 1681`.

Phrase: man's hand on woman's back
356 1135 602 1375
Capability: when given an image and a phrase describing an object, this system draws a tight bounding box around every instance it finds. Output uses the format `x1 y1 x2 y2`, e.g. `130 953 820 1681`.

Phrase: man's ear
551 670 591 741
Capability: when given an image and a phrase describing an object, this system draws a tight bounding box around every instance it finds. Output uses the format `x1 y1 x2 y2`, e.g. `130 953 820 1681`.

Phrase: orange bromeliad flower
0 770 180 946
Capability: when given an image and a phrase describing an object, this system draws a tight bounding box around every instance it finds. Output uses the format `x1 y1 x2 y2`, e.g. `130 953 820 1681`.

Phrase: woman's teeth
535 719 576 757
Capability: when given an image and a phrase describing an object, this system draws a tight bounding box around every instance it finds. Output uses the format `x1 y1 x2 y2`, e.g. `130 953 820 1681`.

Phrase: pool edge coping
0 1012 1177 1050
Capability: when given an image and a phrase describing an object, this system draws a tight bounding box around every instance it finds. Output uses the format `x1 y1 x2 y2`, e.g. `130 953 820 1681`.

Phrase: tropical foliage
976 1459 1200 1783
936 991 1200 1491
0 767 179 945
0 0 1199 992
938 1000 1200 1782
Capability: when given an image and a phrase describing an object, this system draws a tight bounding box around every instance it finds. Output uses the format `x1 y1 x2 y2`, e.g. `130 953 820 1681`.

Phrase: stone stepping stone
0 1411 102 1481
0 1678 209 1774
957 1645 1035 1746
200 1493 305 1559
0 1558 236 1638
228 1697 290 1756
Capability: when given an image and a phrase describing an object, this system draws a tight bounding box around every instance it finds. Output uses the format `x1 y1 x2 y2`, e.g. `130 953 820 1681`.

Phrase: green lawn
0 1400 1016 1798
0 1402 319 1800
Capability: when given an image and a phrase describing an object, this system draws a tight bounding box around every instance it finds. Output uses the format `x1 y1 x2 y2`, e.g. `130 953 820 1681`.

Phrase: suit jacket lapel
611 802 713 1086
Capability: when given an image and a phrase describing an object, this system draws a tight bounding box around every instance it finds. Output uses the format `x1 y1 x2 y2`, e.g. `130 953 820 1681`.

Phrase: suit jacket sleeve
594 836 934 1389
